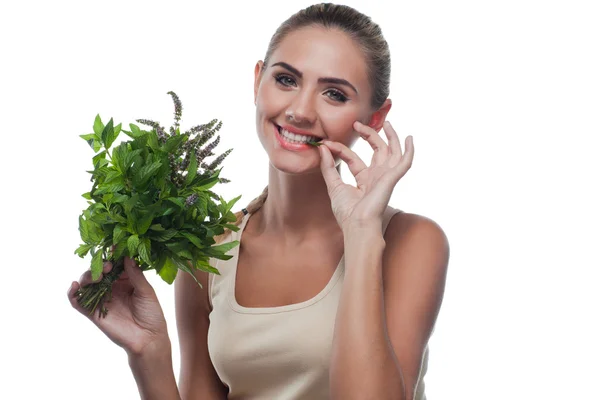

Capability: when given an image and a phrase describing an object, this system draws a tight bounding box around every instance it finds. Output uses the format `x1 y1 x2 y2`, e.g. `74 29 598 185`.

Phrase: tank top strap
382 205 404 235
207 212 251 310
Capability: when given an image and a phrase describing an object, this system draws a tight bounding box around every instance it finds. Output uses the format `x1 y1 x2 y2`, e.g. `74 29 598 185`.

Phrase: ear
366 99 392 132
254 60 264 105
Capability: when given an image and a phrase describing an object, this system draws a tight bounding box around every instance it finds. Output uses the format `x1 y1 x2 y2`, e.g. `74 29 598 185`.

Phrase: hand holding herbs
70 91 241 320
68 255 171 356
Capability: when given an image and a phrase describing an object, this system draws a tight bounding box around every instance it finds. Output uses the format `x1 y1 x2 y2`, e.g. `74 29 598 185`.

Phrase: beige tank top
207 206 429 399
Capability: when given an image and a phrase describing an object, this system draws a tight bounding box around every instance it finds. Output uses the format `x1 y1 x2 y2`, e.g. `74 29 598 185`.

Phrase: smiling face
253 25 390 174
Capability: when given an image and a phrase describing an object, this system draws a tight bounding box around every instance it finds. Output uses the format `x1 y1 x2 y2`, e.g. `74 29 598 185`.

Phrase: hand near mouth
317 120 414 232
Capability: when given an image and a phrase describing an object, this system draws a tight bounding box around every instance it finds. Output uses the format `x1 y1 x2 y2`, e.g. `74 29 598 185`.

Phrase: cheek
321 109 360 143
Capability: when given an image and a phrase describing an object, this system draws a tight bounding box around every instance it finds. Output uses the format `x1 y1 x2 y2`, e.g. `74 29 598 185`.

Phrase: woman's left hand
318 120 414 232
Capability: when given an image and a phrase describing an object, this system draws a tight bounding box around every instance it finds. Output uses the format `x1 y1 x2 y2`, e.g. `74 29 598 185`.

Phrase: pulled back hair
214 3 391 244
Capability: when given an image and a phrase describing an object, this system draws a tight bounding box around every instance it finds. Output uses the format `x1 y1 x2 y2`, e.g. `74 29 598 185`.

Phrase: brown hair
214 3 391 244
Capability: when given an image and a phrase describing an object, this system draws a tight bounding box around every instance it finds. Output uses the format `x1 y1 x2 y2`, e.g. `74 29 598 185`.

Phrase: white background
1 0 598 398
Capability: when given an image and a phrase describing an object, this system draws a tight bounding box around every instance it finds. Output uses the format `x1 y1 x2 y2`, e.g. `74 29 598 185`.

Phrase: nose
286 90 316 125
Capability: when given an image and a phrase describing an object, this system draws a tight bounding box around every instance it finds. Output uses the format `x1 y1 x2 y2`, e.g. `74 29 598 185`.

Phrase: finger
78 261 112 288
382 121 403 159
353 121 389 153
402 135 415 169
67 281 91 316
322 140 368 178
392 136 415 180
103 261 113 275
123 256 152 296
318 143 344 193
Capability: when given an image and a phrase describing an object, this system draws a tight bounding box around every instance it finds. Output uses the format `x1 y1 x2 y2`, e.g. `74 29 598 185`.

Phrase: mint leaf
91 249 104 281
79 215 91 244
127 234 140 257
181 231 203 248
93 114 104 136
74 243 94 258
92 139 103 152
185 150 198 186
158 256 178 284
113 225 126 244
101 118 115 149
129 123 144 138
138 238 152 265
163 134 186 153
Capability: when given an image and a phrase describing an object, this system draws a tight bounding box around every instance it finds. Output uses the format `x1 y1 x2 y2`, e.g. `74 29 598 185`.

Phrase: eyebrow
271 61 358 95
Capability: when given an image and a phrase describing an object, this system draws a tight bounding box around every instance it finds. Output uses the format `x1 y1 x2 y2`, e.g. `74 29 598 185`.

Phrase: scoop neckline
227 211 345 315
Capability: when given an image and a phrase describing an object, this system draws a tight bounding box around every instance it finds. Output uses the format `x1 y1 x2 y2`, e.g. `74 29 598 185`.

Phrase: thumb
123 256 153 296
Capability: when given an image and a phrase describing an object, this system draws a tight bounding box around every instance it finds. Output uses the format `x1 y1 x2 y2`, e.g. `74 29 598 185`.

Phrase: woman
68 3 449 399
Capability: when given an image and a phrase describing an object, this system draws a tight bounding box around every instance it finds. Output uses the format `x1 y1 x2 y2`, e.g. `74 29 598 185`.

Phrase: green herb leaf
151 228 178 242
74 243 94 258
147 130 160 150
92 151 107 169
101 118 115 149
93 114 104 136
185 150 198 186
92 139 103 152
127 234 140 257
113 239 127 260
170 254 200 287
136 208 157 235
201 240 240 260
133 161 162 188
113 225 126 244
165 197 185 209
138 238 152 265
91 249 104 281
80 133 98 150
129 123 143 138
194 258 220 275
79 215 91 244
181 231 204 249
149 223 165 231
163 134 186 153
158 256 178 284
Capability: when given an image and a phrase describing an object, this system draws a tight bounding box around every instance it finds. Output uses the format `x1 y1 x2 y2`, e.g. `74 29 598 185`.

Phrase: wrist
126 335 172 361
127 339 180 400
343 221 384 241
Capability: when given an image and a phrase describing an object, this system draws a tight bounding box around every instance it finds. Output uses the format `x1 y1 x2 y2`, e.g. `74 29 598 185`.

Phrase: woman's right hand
67 255 171 357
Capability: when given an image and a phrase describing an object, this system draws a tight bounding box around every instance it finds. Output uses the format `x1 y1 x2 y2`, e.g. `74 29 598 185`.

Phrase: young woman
68 4 449 399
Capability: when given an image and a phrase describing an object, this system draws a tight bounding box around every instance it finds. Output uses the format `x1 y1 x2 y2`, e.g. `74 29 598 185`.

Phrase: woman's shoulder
385 206 447 244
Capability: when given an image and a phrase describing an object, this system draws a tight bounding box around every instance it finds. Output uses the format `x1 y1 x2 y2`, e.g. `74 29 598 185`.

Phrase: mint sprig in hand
74 91 241 318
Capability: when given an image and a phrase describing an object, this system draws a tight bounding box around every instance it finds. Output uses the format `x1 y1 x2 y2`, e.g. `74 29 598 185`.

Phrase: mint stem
75 256 125 318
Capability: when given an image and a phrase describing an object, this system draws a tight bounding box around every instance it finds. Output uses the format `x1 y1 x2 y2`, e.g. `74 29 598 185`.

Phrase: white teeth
280 127 317 143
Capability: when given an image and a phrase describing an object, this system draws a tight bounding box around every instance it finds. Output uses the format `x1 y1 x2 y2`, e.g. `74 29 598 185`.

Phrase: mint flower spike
167 91 183 130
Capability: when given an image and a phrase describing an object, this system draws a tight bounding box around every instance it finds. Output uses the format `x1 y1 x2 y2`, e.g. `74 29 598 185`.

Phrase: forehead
270 26 369 87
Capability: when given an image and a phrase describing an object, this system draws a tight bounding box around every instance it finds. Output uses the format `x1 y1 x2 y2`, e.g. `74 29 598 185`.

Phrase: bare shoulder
385 211 449 248
383 211 450 273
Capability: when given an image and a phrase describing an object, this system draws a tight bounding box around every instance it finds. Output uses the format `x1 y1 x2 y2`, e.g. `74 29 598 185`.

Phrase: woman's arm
174 268 229 400
330 214 449 400
128 341 181 400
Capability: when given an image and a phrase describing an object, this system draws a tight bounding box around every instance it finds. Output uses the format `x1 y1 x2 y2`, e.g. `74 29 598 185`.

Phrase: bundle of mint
74 92 241 318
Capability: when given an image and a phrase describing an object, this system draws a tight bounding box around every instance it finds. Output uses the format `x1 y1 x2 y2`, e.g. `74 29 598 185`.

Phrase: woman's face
254 26 387 174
